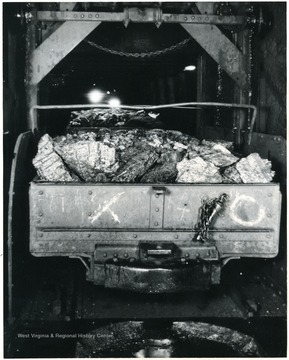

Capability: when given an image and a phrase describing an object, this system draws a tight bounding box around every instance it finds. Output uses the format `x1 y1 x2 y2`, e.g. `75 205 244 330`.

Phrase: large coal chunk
32 134 79 182
223 153 275 183
176 157 223 183
54 136 118 182
112 148 159 183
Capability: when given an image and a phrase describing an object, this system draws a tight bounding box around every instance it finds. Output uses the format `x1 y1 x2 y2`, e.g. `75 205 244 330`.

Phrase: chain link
85 38 191 58
194 193 229 243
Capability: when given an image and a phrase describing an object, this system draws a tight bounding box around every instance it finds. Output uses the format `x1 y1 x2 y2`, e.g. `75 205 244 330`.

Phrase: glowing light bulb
184 65 196 71
108 97 121 108
87 89 104 103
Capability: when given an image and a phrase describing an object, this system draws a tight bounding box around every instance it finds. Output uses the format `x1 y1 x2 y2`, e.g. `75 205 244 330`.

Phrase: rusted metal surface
182 23 249 90
30 21 101 85
90 262 220 293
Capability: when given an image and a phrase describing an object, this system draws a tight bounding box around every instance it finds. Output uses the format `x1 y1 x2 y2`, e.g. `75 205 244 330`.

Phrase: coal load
69 108 163 128
33 129 275 184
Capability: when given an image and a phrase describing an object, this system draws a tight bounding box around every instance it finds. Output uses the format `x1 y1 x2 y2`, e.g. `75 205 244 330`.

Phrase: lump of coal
202 151 239 168
176 157 223 183
223 166 242 183
223 153 274 183
237 153 275 183
112 148 159 183
32 134 78 182
54 138 118 182
140 163 178 183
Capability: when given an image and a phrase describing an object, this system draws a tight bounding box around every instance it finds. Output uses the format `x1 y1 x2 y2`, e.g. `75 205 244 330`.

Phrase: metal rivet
88 190 92 195
266 234 271 239
185 253 190 258
198 16 201 20
192 16 195 20
103 253 107 257
81 13 85 18
39 212 43 217
155 194 159 198
174 234 179 239
88 14 92 18
268 193 272 197
155 208 159 212
196 253 200 258
133 234 137 238
219 234 224 238
267 213 272 218
73 13 77 18
95 14 99 18
205 16 209 21
154 222 159 226
124 253 128 258
39 190 43 195
113 253 118 258
88 212 92 216
181 257 186 262
184 16 187 21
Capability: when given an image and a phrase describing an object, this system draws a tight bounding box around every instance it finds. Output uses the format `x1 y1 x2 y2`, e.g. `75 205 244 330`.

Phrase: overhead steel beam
182 23 249 90
30 21 101 85
36 10 247 26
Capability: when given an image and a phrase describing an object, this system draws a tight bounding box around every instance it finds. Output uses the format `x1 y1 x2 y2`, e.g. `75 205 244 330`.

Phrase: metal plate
30 183 281 259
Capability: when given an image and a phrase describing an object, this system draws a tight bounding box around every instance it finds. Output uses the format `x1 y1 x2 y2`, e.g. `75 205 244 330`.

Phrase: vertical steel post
25 13 38 132
234 29 251 149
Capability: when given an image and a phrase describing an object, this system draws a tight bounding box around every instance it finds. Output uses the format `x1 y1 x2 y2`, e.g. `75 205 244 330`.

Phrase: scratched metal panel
163 184 281 232
30 182 281 258
30 183 151 229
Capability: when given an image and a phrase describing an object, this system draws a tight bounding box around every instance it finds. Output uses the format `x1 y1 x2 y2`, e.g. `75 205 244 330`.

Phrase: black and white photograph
3 1 287 358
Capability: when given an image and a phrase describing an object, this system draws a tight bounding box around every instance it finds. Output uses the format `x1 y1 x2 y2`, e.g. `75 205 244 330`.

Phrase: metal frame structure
25 2 252 133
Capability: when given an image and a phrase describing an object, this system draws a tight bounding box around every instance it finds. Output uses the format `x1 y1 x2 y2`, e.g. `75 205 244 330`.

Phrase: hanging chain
194 193 229 243
85 38 191 58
